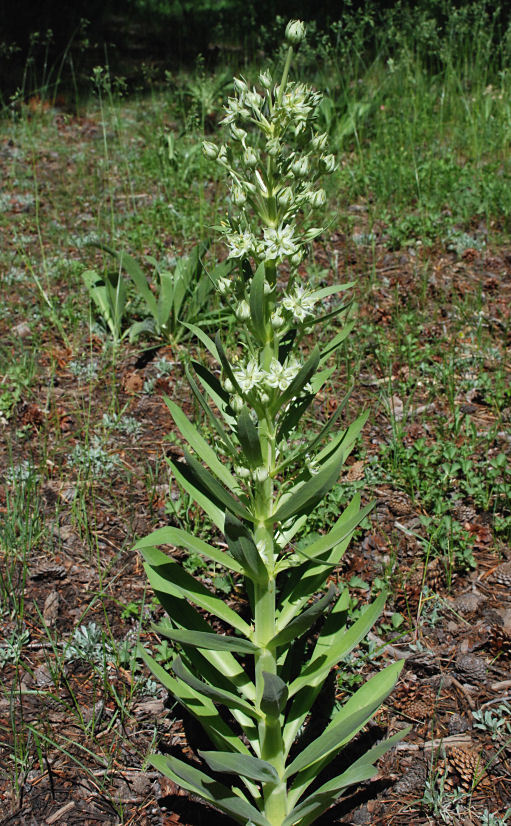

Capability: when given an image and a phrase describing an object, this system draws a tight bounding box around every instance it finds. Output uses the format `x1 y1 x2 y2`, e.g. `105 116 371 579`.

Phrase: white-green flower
264 358 300 391
226 230 255 259
236 300 251 321
262 225 299 260
233 360 265 393
282 285 317 322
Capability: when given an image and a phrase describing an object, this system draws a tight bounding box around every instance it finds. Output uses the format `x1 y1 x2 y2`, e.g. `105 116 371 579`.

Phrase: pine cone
393 682 438 722
437 747 491 793
489 625 511 659
454 653 487 685
491 561 511 587
394 760 427 794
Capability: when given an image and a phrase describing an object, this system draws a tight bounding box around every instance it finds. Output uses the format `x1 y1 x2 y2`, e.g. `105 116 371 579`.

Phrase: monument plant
136 20 407 825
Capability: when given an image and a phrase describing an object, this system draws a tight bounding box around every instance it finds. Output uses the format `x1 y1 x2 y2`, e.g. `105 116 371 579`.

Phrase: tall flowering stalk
137 21 407 826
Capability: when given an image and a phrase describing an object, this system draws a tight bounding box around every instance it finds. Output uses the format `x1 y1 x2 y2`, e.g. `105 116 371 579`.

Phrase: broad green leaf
314 411 369 466
274 346 320 413
288 593 386 698
270 585 337 650
156 269 176 329
320 322 355 359
285 388 353 466
215 332 243 395
114 249 158 318
154 625 258 655
288 501 373 567
165 398 241 494
306 299 352 328
138 645 250 754
237 407 263 467
142 547 251 636
308 282 356 301
224 512 268 584
151 590 256 706
272 442 345 524
199 750 279 783
170 458 225 531
261 672 288 717
182 323 219 360
192 361 236 427
285 661 403 779
134 525 243 575
186 365 237 454
173 656 260 719
149 753 270 826
276 395 314 444
285 727 409 826
182 449 251 520
249 262 267 341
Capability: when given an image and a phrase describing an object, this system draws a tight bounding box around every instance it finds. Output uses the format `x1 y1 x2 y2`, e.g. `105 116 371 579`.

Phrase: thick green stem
252 409 289 824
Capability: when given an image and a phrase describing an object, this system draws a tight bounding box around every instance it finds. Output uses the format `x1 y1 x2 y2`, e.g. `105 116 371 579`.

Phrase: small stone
12 322 31 339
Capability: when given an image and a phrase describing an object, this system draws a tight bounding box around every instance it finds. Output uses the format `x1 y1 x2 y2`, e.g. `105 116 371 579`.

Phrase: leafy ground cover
1 18 511 825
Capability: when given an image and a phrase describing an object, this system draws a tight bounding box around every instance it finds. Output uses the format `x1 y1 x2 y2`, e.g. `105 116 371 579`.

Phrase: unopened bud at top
202 140 218 160
259 70 272 89
233 76 248 94
285 20 306 45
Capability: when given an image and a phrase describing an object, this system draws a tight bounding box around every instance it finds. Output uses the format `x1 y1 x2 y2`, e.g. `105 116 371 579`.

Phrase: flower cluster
203 32 336 281
228 354 303 410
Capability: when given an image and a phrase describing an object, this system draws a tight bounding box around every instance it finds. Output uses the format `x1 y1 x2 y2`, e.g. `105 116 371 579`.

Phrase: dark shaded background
1 0 509 101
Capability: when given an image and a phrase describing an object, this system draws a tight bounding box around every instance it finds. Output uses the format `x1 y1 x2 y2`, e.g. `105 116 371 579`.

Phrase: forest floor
0 95 510 826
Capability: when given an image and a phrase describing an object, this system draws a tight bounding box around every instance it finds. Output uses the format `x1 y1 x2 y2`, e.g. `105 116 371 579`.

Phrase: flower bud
254 467 269 482
232 395 244 412
259 70 272 89
285 20 306 45
233 76 248 94
230 124 247 142
246 90 263 110
224 377 234 393
271 312 284 329
321 153 336 173
277 186 293 207
263 281 272 295
202 140 218 160
260 391 270 405
312 131 328 151
243 147 257 168
235 465 251 479
309 188 326 208
217 277 231 295
290 250 303 267
231 183 247 205
266 137 280 156
290 156 309 178
235 300 251 321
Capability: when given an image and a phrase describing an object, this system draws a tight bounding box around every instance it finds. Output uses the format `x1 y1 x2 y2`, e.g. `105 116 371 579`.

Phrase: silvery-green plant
136 20 408 826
